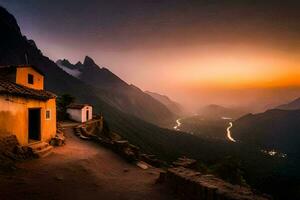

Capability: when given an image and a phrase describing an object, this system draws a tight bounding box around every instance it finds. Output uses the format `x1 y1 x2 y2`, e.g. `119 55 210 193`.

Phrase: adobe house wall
16 67 44 90
67 109 82 122
0 95 56 146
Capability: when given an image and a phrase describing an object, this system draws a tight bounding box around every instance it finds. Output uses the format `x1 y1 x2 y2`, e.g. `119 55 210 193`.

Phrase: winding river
173 117 237 142
173 119 181 130
226 122 236 142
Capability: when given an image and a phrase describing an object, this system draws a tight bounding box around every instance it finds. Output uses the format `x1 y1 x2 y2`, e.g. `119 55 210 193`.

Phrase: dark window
46 110 51 120
28 74 34 84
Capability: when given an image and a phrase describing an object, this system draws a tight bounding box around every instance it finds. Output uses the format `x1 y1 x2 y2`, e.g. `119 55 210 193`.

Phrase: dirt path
0 128 177 200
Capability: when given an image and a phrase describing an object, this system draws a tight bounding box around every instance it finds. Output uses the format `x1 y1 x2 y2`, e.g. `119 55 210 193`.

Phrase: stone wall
159 166 271 200
0 134 23 170
0 133 36 168
73 119 140 162
0 134 19 152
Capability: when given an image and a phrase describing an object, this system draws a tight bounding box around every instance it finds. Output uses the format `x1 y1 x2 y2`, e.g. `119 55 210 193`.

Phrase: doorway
86 109 89 121
28 108 41 142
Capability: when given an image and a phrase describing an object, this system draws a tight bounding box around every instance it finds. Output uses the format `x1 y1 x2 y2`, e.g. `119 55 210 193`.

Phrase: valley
169 110 300 199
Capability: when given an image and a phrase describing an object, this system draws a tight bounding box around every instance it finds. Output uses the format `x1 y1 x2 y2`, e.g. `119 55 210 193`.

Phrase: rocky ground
0 128 177 200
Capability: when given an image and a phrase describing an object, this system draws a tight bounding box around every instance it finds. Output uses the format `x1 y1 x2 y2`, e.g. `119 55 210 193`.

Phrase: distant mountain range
56 57 176 126
198 104 247 120
276 97 300 110
145 91 185 116
232 109 300 154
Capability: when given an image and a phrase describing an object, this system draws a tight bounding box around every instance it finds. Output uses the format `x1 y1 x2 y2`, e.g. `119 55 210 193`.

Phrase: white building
67 104 93 123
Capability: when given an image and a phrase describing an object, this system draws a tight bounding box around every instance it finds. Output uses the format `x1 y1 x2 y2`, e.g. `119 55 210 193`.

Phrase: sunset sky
1 0 300 110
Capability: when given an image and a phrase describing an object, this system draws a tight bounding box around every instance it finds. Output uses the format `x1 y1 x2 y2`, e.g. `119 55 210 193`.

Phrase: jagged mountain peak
61 59 72 65
83 55 96 66
56 59 78 70
75 61 82 66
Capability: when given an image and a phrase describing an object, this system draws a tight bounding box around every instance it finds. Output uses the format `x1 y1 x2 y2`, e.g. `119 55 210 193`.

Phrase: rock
50 131 66 146
13 145 24 154
136 161 149 170
140 154 166 167
172 157 197 169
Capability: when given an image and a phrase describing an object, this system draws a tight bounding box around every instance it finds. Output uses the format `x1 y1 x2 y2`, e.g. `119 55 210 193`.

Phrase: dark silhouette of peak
61 59 72 65
75 61 82 67
61 59 72 67
83 56 97 66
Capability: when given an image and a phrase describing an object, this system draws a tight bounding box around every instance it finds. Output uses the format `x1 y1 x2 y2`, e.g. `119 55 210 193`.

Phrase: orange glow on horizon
154 46 300 90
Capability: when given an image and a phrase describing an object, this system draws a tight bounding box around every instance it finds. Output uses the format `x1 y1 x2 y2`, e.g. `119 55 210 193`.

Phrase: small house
67 104 93 123
0 65 56 146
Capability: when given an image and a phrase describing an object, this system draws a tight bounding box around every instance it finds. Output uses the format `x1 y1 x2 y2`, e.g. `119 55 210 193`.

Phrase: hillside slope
56 58 176 126
232 109 300 154
145 91 185 116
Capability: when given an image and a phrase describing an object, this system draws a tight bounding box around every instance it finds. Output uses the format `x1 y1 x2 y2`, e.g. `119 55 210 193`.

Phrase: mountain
145 91 185 116
0 6 224 160
276 97 300 110
56 57 176 126
56 59 81 77
232 109 300 154
198 104 247 120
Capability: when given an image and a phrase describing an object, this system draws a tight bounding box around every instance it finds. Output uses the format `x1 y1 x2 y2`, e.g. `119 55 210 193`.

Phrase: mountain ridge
198 104 247 120
57 56 176 126
232 108 300 154
276 97 300 110
145 91 185 116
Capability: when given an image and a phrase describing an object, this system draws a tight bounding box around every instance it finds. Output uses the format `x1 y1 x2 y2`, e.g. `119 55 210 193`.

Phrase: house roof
67 104 91 109
0 65 45 76
0 79 55 101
